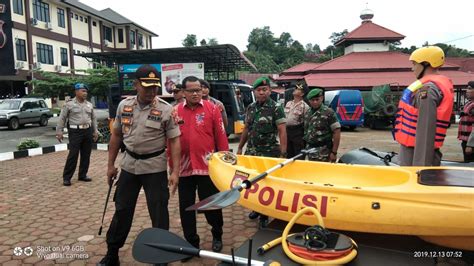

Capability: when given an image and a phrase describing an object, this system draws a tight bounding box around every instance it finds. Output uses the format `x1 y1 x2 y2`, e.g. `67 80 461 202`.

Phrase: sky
79 0 474 52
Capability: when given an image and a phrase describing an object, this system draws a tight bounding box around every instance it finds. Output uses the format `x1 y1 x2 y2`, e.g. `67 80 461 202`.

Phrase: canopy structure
80 44 257 77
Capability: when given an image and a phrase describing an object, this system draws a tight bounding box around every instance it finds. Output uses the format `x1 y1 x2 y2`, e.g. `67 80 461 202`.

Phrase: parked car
324 90 365 130
0 98 52 130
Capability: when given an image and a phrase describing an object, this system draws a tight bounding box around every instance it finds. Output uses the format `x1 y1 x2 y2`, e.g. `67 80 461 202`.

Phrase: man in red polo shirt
176 76 229 253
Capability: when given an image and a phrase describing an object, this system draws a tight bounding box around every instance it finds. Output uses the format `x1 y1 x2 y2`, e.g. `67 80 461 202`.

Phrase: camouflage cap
253 77 271 89
307 88 323 100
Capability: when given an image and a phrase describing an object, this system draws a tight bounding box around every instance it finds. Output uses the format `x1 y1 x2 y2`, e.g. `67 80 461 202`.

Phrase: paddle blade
132 228 193 264
186 188 241 211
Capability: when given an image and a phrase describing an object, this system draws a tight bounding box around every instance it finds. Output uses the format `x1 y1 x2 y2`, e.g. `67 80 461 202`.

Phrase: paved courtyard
0 125 470 265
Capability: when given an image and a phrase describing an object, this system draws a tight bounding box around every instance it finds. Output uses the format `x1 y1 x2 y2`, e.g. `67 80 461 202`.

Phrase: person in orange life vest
394 46 454 166
458 81 474 162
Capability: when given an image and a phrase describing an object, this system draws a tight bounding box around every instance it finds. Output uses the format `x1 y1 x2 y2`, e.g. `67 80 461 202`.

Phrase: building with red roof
277 9 474 93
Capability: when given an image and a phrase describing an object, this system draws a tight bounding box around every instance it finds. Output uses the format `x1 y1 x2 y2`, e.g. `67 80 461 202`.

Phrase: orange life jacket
394 75 454 148
458 100 474 141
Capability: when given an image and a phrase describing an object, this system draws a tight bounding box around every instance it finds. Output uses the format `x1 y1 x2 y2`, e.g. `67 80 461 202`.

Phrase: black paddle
98 175 116 235
186 148 316 211
133 228 276 265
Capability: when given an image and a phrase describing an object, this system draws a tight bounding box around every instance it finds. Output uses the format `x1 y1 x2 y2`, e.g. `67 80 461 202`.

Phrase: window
32 0 50 22
118 28 124 43
84 18 88 23
60 48 68 66
130 30 135 46
92 21 97 27
57 8 65 28
36 43 53 64
39 100 47 108
75 14 78 20
13 0 23 15
103 26 112 42
15 39 27 61
80 16 83 22
70 12 73 18
138 33 143 47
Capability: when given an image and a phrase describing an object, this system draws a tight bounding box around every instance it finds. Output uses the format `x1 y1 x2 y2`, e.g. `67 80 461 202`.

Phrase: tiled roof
335 21 405 46
304 70 474 89
312 52 459 71
281 62 320 74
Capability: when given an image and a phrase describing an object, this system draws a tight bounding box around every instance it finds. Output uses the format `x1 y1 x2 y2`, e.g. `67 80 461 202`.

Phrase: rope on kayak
257 207 358 265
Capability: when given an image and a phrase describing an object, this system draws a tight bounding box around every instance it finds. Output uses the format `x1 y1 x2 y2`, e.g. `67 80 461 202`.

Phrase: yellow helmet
409 46 445 68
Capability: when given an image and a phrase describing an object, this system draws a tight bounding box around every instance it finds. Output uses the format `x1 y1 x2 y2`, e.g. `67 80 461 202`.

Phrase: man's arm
107 127 123 185
168 136 181 195
413 85 441 166
218 101 229 128
330 128 341 162
237 127 248 155
277 123 287 157
55 104 68 142
91 107 99 141
213 105 229 151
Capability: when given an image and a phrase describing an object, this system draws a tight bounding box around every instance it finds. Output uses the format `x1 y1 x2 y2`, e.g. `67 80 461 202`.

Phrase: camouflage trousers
306 144 331 162
245 145 281 158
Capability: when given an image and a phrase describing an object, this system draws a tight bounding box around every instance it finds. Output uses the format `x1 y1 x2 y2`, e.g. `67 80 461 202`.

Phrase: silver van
0 98 52 130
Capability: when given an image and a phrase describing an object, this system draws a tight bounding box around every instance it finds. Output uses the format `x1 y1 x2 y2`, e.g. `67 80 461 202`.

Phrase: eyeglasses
184 88 202 94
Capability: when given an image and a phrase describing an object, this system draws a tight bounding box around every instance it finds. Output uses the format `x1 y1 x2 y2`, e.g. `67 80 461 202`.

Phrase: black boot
98 250 119 266
248 211 260 220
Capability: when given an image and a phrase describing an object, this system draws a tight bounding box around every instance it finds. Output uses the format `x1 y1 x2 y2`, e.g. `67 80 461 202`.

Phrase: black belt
125 148 165 160
287 124 304 129
307 141 332 148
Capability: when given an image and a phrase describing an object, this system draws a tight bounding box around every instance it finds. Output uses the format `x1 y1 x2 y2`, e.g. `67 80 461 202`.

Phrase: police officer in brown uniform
99 65 181 266
56 83 98 186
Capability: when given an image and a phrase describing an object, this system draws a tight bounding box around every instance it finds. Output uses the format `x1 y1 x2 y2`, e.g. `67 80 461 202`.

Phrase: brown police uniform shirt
285 100 309 126
113 96 181 175
399 82 443 166
56 98 98 134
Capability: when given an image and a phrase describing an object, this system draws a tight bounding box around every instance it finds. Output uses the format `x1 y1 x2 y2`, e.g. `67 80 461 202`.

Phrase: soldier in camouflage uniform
304 88 341 162
237 76 287 227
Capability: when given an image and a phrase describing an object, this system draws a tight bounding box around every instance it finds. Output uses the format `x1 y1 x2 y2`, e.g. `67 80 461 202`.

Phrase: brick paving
0 125 468 265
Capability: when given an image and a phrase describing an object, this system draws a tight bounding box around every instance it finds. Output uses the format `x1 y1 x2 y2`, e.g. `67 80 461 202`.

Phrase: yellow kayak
208 152 474 251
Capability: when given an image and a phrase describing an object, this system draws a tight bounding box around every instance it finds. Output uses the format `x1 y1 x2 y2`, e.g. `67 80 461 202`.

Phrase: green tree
247 26 276 53
182 34 197 47
207 38 218 45
76 66 118 97
200 39 207 46
26 66 118 98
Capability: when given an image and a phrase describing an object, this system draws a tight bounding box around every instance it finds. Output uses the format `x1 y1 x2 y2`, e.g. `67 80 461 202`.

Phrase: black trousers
461 141 474 163
178 175 223 248
286 125 305 158
62 128 92 180
106 170 169 252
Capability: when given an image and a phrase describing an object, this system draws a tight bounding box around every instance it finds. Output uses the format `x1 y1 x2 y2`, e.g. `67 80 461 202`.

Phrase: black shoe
258 216 269 229
63 180 71 186
78 176 92 182
248 211 260 220
212 238 223 252
97 254 119 266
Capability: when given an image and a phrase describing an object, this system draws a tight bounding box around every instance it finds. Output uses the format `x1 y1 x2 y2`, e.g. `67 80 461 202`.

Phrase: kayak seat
418 169 474 188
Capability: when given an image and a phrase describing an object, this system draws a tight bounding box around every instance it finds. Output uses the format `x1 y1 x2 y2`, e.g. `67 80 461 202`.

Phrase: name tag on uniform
147 115 162 122
148 108 162 122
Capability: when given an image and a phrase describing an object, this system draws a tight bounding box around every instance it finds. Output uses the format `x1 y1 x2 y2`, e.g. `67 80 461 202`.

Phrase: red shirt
176 100 228 177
